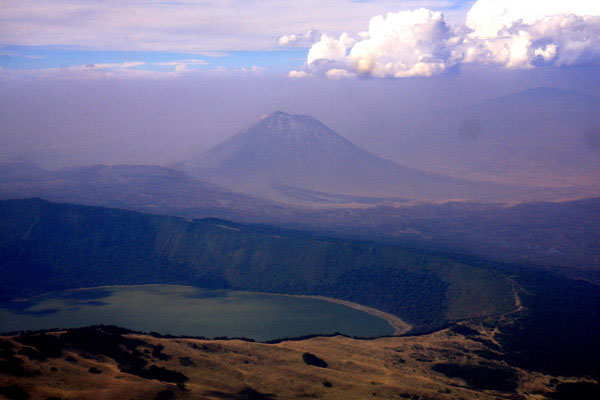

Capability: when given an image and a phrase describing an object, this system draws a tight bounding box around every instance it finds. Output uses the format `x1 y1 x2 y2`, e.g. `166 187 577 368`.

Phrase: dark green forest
0 198 514 328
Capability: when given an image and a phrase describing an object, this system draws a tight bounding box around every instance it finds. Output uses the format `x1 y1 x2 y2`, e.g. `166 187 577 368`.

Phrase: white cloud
466 0 600 39
242 65 265 73
4 0 600 77
464 0 600 68
348 8 459 77
0 50 45 59
155 59 208 73
278 29 320 46
291 0 600 78
307 33 354 65
0 62 263 80
3 64 157 80
156 59 208 66
85 61 145 69
288 70 310 78
325 68 355 79
210 65 265 76
6 58 207 79
300 8 461 78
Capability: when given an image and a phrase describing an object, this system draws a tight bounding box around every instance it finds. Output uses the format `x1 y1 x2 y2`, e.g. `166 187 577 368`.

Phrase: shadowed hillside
0 198 515 328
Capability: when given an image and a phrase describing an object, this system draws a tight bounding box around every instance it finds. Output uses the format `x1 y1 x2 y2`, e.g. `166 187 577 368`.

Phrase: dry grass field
2 318 594 400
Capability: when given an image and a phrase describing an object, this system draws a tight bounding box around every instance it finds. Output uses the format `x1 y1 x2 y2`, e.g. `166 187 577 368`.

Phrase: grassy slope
2 324 596 400
0 198 515 328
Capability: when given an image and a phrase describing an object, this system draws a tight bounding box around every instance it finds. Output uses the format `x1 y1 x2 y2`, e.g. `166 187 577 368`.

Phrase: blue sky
1 0 599 78
0 0 473 75
0 45 307 73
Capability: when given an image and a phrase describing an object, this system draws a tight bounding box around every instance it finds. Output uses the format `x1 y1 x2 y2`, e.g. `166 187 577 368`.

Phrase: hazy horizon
2 70 599 166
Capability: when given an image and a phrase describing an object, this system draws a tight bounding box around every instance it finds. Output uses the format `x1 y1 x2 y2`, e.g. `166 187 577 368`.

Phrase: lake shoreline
3 284 408 338
289 294 412 335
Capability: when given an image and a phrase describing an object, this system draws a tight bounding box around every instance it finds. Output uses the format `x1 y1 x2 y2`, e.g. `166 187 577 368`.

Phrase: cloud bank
290 0 600 78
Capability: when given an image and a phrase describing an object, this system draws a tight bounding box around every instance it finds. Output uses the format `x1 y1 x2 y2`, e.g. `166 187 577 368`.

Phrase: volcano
171 111 538 204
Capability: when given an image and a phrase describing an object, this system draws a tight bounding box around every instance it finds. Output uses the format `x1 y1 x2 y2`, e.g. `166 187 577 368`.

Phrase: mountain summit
171 112 536 204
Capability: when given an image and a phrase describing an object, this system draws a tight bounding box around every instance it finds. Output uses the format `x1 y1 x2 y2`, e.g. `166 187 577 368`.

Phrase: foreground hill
2 321 599 400
0 198 515 329
171 111 545 204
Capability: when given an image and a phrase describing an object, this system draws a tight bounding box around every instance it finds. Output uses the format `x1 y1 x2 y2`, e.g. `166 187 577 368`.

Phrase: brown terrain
1 315 596 400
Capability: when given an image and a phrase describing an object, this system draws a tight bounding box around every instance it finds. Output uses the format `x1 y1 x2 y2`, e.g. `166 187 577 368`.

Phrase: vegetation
0 198 515 328
546 382 600 400
415 248 600 380
302 352 327 368
154 390 175 400
15 334 62 360
431 363 518 392
58 327 187 382
0 384 30 400
493 268 600 378
0 338 37 378
2 199 598 381
7 326 189 386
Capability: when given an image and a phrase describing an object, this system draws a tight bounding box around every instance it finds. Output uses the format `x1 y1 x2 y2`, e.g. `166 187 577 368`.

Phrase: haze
1 68 599 182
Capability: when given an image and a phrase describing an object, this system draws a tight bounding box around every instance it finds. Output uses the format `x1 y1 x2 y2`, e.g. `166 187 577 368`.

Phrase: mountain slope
171 111 542 204
386 87 600 190
0 162 284 219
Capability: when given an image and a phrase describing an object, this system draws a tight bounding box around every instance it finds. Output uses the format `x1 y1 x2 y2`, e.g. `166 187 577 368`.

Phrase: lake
0 285 395 341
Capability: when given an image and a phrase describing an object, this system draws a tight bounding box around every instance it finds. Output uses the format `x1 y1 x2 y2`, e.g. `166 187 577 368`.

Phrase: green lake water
0 285 394 341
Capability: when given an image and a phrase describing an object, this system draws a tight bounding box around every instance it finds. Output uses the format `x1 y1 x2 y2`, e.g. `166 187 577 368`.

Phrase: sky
1 0 598 78
1 0 600 172
0 1 473 76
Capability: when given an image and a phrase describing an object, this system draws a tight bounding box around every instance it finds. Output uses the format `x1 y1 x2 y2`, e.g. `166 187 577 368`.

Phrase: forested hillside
0 199 515 328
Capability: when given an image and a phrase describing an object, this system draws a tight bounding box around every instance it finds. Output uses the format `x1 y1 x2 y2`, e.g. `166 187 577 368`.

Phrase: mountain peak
172 111 483 203
258 111 294 125
264 110 290 118
259 111 310 124
248 111 340 142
